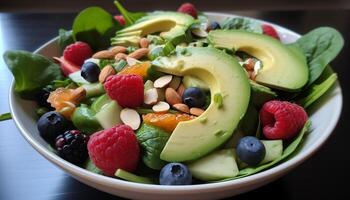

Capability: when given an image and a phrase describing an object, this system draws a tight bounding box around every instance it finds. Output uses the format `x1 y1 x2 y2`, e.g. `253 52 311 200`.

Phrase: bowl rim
8 11 343 193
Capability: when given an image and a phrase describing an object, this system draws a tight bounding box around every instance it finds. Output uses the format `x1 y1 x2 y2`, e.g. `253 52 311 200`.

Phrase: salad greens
3 50 63 99
114 0 146 26
72 7 122 50
58 29 75 52
222 17 263 33
0 112 12 121
84 158 103 174
292 27 344 86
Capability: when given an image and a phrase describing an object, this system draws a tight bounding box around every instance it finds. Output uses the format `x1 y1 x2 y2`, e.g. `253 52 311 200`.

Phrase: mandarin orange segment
142 113 195 133
118 61 151 78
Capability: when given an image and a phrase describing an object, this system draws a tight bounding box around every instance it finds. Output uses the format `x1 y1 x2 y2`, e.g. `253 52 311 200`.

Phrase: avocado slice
153 47 250 162
188 149 239 181
208 30 309 91
112 12 194 46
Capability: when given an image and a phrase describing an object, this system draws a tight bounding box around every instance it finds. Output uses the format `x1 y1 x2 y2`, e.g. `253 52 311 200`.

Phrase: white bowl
9 12 342 200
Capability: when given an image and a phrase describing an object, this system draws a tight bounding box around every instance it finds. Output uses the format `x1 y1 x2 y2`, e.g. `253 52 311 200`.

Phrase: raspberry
63 41 93 66
177 3 197 18
104 74 144 108
262 24 280 40
55 130 89 166
114 15 125 26
87 125 140 176
260 100 308 140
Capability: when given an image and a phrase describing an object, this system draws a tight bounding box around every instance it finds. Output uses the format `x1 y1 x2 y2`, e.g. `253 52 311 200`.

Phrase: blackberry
55 130 89 166
35 87 54 109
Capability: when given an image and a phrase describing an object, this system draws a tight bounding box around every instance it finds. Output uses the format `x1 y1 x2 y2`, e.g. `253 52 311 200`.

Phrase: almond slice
126 56 140 66
152 101 170 113
144 88 159 105
110 46 127 54
92 50 115 59
115 53 127 61
192 28 208 38
120 108 141 130
99 65 116 83
154 75 173 88
165 87 182 106
169 76 182 90
177 84 186 98
190 107 205 116
139 38 150 48
128 48 149 59
173 103 190 113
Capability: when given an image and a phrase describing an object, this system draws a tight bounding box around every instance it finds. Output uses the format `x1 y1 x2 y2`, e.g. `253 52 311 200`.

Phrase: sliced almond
110 46 127 54
115 52 127 61
192 28 208 38
139 38 150 48
120 108 141 130
144 88 159 105
92 50 115 59
165 87 182 106
128 48 149 59
177 84 186 98
173 103 190 113
152 101 170 113
99 65 116 83
126 56 140 66
190 107 205 116
154 75 173 88
169 76 182 90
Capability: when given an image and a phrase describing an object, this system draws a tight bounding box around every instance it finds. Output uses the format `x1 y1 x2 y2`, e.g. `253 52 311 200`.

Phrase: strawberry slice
53 56 81 76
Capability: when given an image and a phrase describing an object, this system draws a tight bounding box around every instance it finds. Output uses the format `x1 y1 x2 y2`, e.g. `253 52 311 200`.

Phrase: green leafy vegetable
72 7 122 50
218 120 311 181
292 27 343 86
0 112 12 121
222 17 263 33
58 29 75 52
4 50 63 99
98 59 115 69
51 78 73 89
84 158 103 174
35 107 49 117
115 169 155 184
297 67 337 108
136 123 170 170
114 1 146 26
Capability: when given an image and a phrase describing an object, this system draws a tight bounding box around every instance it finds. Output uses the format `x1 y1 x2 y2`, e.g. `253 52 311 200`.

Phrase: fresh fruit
262 24 280 40
182 87 206 108
208 21 221 31
88 125 140 176
142 113 195 133
55 130 89 165
260 100 308 140
81 62 101 83
159 163 192 185
53 56 80 77
63 41 93 66
37 111 71 144
114 15 125 26
104 74 144 108
177 3 197 19
35 87 53 109
118 61 151 78
236 136 266 166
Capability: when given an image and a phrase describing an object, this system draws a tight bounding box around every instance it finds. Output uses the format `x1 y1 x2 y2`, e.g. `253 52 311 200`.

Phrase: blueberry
81 62 100 83
159 163 192 185
35 87 53 109
182 87 206 108
208 21 221 30
236 136 266 166
37 111 71 144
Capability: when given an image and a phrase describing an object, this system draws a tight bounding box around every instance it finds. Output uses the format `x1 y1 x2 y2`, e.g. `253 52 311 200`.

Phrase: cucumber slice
95 101 122 129
82 83 105 98
69 70 89 85
261 140 283 164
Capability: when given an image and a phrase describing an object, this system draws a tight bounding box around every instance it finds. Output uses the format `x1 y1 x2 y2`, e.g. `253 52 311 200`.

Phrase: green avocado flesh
208 30 309 91
112 12 194 46
153 47 250 162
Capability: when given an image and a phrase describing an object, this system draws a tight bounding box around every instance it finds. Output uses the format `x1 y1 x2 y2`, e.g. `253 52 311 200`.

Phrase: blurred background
1 0 350 13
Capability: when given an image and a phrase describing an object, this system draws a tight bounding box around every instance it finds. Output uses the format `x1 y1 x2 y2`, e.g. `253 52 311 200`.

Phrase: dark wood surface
0 10 349 200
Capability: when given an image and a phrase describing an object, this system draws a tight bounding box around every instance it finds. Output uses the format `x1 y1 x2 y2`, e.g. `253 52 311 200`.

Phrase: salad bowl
8 12 342 200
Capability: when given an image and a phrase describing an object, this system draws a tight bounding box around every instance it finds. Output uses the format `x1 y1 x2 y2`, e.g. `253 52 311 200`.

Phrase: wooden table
0 11 349 200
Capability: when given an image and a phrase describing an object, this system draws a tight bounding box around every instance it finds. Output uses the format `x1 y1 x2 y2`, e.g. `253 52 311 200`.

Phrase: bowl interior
9 12 343 195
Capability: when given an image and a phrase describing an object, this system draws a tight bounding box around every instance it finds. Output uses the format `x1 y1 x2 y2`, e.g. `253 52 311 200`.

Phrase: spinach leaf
4 50 63 99
58 29 75 52
218 120 311 181
114 0 146 26
222 17 263 33
72 7 122 50
297 66 337 108
0 112 12 121
136 123 170 170
292 27 343 86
